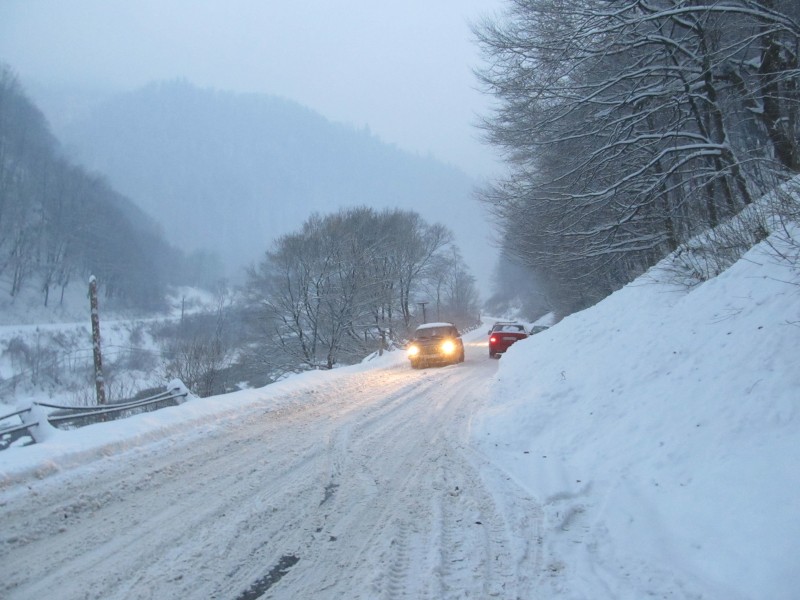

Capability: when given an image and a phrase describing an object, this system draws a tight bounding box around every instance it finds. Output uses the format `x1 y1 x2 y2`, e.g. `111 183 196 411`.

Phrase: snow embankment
0 350 407 490
473 228 800 599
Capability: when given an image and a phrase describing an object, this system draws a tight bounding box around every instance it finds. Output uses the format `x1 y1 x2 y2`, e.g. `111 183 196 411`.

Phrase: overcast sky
0 0 507 177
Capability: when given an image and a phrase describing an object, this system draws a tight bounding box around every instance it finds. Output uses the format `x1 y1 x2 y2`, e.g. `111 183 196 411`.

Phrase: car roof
416 322 456 330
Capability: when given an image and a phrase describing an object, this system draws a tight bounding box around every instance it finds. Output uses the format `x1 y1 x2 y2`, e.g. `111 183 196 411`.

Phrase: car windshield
415 327 455 339
493 324 525 333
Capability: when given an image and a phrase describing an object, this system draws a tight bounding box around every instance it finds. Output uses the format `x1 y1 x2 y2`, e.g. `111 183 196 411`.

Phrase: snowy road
1 336 544 599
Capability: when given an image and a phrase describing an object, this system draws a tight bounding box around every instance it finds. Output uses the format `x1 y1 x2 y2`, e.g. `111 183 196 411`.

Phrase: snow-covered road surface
1 337 544 599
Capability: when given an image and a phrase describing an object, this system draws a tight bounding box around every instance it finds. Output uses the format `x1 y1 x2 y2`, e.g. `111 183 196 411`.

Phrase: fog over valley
51 80 493 286
1 0 509 304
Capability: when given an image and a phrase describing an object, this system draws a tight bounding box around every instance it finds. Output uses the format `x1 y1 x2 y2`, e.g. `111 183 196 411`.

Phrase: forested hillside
0 66 185 312
477 0 800 317
57 81 491 283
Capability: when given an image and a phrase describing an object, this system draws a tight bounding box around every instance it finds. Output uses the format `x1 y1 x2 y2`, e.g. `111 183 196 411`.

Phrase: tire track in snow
1 348 545 599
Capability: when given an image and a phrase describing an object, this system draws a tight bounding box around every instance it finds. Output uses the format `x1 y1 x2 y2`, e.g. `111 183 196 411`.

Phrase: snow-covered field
0 286 218 408
1 226 798 598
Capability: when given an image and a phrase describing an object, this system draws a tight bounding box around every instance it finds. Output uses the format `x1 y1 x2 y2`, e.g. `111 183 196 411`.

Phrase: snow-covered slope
473 225 800 598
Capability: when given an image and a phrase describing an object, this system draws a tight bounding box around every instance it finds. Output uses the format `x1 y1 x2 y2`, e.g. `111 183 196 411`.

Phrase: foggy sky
0 0 507 178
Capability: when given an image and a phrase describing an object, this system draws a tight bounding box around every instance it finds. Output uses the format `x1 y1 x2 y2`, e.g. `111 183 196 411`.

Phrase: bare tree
475 0 800 314
424 247 480 328
160 286 235 397
245 207 469 371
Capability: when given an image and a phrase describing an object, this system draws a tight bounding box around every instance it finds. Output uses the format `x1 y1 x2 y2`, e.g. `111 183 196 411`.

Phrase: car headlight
407 344 420 357
441 340 456 354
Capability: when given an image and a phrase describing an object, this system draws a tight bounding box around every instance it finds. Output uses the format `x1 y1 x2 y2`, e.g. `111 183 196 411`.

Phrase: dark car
488 322 528 358
407 322 465 369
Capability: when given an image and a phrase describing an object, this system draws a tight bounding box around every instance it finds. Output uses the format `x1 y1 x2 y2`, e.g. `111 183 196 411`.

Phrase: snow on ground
2 338 535 599
473 227 800 598
1 223 798 598
0 315 164 411
0 281 92 327
0 284 220 411
0 349 407 488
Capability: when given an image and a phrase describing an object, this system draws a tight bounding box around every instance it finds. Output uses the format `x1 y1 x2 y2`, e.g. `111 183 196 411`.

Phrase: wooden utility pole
89 275 106 406
417 301 429 324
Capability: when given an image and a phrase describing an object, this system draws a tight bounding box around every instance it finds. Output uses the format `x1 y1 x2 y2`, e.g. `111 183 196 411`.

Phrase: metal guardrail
0 421 35 437
0 383 190 450
0 407 34 449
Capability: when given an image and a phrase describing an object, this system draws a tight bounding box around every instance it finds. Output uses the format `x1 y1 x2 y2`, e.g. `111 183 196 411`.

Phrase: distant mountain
58 80 493 284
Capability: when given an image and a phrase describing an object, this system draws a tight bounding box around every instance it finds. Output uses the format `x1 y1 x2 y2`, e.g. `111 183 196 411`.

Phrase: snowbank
0 350 407 489
473 229 800 598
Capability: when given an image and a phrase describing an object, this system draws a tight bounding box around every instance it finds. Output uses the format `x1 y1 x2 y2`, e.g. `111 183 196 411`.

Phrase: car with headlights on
407 322 465 369
488 322 528 358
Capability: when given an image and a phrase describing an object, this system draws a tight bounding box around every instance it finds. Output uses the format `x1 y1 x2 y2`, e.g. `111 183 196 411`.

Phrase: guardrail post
167 379 193 404
21 403 58 443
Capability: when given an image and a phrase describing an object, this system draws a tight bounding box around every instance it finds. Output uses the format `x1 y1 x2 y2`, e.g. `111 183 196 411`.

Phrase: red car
488 322 528 358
